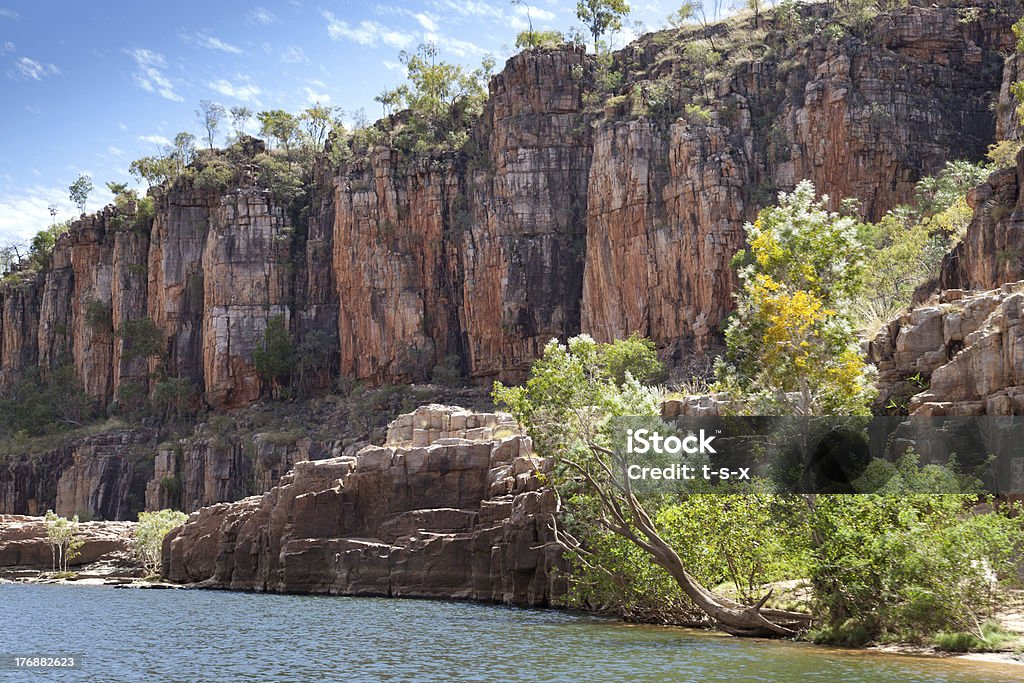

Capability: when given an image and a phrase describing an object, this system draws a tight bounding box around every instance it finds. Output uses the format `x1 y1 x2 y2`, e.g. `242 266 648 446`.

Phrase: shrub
253 314 293 397
84 298 113 334
116 317 164 362
133 509 188 575
683 104 712 126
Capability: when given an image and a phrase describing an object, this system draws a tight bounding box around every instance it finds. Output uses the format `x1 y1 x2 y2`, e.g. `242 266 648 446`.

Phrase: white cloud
130 49 183 101
137 134 172 147
323 11 412 49
0 8 21 20
1 41 13 54
0 186 77 244
208 77 262 103
108 146 124 158
514 5 556 22
249 7 276 25
414 12 438 31
302 86 330 104
181 31 244 54
432 0 526 29
425 32 484 57
195 33 243 54
382 60 404 73
280 46 308 63
12 57 60 81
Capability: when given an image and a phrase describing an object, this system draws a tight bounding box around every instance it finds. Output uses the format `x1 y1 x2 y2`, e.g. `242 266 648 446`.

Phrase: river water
1 584 1022 682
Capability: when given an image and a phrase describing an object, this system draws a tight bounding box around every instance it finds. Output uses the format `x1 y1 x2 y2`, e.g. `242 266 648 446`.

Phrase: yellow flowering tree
716 180 876 415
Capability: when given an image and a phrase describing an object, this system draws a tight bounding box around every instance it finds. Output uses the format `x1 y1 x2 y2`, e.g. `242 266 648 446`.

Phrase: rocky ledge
163 405 565 605
0 514 142 581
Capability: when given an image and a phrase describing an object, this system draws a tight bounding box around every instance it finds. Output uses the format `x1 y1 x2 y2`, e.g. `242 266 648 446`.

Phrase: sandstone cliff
163 405 562 606
0 2 1016 409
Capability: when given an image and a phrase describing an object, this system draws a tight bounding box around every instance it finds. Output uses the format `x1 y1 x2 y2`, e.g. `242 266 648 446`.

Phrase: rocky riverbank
0 514 143 583
163 405 565 606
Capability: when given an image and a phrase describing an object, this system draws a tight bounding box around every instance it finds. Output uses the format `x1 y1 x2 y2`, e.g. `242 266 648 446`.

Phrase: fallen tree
495 334 813 637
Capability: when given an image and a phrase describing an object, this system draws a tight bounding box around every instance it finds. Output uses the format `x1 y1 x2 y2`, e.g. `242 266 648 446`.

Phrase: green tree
301 103 342 150
374 43 493 152
196 100 226 150
229 105 253 138
133 509 188 575
253 314 293 398
257 109 300 156
105 181 129 196
515 29 565 49
44 510 84 573
494 334 813 636
667 1 697 27
715 180 877 415
576 0 630 53
69 174 93 213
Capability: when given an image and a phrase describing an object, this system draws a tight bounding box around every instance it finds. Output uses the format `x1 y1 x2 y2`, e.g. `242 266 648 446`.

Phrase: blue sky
0 0 694 244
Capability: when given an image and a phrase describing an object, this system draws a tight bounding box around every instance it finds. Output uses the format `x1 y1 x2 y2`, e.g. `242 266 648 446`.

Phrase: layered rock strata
163 406 563 606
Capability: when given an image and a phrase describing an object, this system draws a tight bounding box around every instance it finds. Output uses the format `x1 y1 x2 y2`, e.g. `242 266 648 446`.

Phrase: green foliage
44 510 84 573
255 153 304 205
68 174 93 213
515 29 565 49
807 493 1024 642
133 509 188 575
84 298 113 334
933 621 1019 652
116 317 164 362
683 104 712 125
853 160 987 330
151 377 201 425
715 180 877 415
576 0 630 53
913 160 989 217
374 43 493 154
257 109 301 154
129 132 196 189
196 100 226 150
194 155 235 191
253 314 293 397
0 366 96 439
229 106 253 138
987 139 1023 169
667 1 698 28
292 329 337 397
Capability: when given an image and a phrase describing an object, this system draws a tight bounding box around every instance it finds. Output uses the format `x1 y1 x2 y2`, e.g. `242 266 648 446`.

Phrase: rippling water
1 584 1022 682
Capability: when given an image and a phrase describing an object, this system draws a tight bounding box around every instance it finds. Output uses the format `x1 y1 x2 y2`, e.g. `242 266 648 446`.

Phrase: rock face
0 3 1015 406
0 430 154 520
870 282 1024 416
143 431 313 513
0 514 137 571
940 150 1024 292
163 406 563 606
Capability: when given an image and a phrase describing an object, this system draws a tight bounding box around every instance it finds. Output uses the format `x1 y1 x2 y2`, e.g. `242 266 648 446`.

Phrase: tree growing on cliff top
494 335 813 636
134 509 188 576
196 100 226 150
44 510 83 574
68 174 93 214
576 0 630 53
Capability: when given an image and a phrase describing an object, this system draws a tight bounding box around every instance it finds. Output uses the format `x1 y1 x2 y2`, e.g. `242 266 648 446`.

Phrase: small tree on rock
44 510 84 573
576 0 630 53
69 174 93 214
